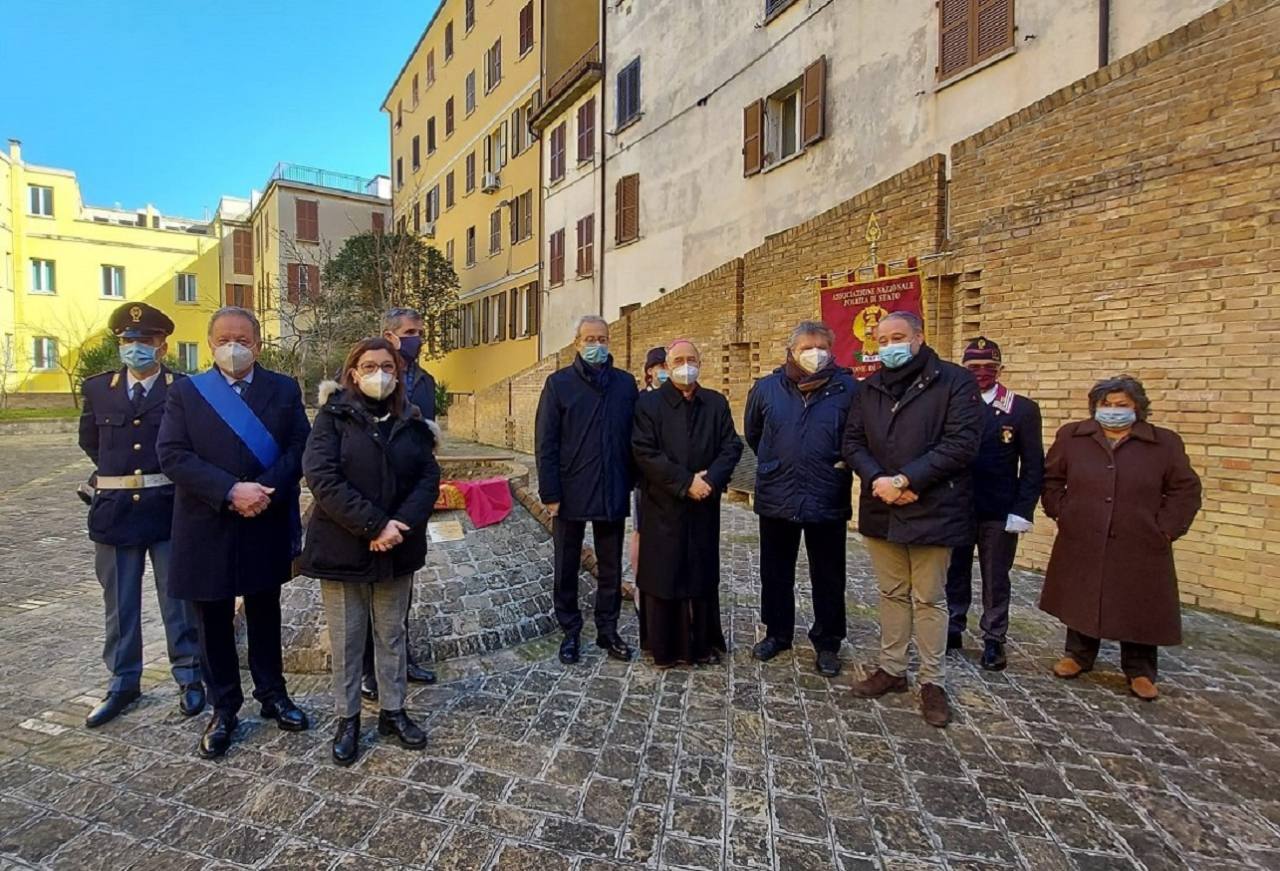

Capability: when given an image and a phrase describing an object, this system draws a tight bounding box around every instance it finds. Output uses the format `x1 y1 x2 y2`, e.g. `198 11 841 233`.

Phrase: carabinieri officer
79 302 204 727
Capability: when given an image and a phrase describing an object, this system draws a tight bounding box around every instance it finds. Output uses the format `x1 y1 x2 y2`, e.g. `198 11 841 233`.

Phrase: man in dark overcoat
158 306 311 758
945 337 1045 671
79 302 203 727
841 312 983 728
535 315 639 665
632 339 743 667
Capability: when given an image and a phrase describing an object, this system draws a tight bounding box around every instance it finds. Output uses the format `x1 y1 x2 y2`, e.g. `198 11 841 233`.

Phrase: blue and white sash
190 369 281 469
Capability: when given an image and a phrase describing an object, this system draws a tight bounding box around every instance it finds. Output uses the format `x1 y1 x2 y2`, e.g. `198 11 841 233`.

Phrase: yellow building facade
0 140 221 398
382 0 543 395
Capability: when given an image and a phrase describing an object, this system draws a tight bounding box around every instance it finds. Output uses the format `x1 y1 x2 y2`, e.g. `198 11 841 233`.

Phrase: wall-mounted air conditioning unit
482 172 500 193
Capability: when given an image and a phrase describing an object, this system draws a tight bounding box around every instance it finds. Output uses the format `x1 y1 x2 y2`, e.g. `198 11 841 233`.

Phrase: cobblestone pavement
1 432 1279 870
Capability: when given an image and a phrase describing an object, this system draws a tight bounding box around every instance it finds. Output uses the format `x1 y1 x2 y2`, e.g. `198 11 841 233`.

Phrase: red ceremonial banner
819 271 926 379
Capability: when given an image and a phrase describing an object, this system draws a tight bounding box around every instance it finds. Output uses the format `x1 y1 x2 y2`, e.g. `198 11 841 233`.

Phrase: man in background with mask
78 302 204 728
158 306 311 758
841 312 982 727
744 321 856 677
359 307 439 700
945 337 1044 671
535 316 639 665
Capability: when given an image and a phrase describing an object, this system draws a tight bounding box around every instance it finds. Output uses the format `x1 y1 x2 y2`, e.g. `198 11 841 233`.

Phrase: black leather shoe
198 712 237 759
597 634 633 661
559 633 580 665
260 696 309 732
377 709 427 749
752 637 792 662
85 689 140 728
947 632 964 652
360 675 379 701
980 640 1007 672
816 650 841 677
178 683 206 717
332 715 360 766
406 662 438 684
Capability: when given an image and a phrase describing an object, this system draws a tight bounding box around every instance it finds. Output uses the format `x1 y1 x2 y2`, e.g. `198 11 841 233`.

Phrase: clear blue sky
0 0 441 219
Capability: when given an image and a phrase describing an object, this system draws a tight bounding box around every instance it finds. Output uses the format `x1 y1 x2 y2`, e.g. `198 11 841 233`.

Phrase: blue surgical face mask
655 369 670 384
1095 407 1137 430
396 334 423 363
879 342 915 370
119 342 158 372
581 342 609 366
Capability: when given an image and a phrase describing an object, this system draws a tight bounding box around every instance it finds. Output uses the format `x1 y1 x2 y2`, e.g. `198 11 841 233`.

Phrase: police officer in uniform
945 337 1045 671
78 302 204 727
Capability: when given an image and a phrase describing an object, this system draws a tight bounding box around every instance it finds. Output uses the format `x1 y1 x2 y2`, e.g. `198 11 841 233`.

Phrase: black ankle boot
377 709 426 749
332 714 360 766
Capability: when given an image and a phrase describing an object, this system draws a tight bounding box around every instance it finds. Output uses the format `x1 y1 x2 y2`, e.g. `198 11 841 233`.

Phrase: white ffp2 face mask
358 370 397 400
671 364 699 387
796 348 830 374
213 342 254 376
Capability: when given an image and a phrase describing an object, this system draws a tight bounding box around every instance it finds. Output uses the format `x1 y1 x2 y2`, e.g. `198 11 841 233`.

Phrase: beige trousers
863 537 951 684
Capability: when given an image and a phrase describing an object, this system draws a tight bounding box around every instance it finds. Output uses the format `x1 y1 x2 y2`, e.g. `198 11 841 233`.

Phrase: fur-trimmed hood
315 379 443 445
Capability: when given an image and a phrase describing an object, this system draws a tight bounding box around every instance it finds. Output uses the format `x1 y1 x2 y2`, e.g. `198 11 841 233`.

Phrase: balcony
268 163 380 197
530 43 602 132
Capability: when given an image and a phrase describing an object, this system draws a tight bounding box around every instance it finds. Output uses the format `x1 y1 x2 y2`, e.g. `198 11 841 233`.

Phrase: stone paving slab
0 433 1278 869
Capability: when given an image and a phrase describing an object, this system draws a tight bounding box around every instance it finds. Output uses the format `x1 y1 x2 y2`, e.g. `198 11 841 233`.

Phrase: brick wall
948 0 1280 621
457 0 1280 623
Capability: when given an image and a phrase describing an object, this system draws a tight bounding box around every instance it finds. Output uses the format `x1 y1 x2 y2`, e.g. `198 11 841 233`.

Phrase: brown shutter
616 175 639 244
287 264 300 303
498 293 508 341
939 0 972 79
743 99 764 176
372 212 385 234
975 0 1014 62
307 265 321 299
801 57 826 146
244 284 254 311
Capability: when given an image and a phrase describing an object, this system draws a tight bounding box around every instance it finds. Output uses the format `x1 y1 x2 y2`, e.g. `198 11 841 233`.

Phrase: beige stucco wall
601 0 1228 321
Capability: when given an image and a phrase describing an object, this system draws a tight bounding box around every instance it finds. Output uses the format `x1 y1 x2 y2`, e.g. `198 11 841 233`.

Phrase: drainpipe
598 0 608 321
1098 0 1110 68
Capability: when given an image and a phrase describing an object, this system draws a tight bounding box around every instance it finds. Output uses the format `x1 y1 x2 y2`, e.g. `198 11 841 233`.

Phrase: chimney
7 139 21 162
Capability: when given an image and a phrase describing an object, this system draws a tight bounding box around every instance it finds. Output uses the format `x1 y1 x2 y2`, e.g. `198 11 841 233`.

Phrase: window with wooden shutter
490 209 502 255
445 21 454 60
446 97 455 136
427 118 437 154
519 2 534 54
521 191 533 241
481 295 491 343
497 293 508 341
308 265 320 299
550 123 566 182
576 214 595 278
577 98 596 162
412 73 419 107
509 288 520 337
616 59 641 128
412 135 421 170
225 283 254 310
427 49 435 86
465 0 475 31
549 229 565 285
615 174 639 244
939 0 1013 80
233 229 252 274
446 171 455 208
743 99 764 177
372 212 385 234
466 152 476 192
287 264 300 304
801 56 826 146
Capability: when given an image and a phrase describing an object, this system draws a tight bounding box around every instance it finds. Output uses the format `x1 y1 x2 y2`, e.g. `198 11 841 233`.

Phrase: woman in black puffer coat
299 337 440 766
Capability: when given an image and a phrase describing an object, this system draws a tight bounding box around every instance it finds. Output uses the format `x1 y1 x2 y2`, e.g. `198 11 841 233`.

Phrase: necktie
131 383 145 412
232 380 247 397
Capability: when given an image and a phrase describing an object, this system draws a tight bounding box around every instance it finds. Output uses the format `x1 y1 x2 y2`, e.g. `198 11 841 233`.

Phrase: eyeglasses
357 362 398 375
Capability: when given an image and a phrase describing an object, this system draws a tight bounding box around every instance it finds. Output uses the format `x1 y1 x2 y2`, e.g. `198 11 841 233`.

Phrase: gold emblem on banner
853 305 888 356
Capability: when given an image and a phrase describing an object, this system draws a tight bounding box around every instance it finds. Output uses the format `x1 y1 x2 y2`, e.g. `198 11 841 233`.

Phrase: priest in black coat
632 339 743 667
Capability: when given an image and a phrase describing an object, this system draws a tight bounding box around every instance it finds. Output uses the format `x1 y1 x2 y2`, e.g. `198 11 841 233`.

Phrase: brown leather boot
920 683 951 728
1129 677 1159 701
851 668 908 698
1052 656 1086 679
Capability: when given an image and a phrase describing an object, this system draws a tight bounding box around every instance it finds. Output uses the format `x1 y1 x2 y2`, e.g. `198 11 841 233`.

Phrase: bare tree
19 305 108 408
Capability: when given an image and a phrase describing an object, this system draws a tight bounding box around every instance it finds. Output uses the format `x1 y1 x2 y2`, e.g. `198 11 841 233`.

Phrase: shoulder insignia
165 372 174 385
109 372 121 389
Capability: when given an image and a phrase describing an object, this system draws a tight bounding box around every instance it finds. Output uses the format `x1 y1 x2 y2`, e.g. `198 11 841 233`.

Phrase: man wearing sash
945 337 1045 671
79 302 204 727
158 306 311 758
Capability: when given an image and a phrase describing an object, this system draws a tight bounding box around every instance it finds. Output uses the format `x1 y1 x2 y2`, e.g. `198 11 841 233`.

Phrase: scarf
878 345 934 401
784 350 837 393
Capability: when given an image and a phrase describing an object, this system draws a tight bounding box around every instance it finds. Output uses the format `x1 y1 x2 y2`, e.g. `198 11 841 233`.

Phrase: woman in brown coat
1039 375 1201 700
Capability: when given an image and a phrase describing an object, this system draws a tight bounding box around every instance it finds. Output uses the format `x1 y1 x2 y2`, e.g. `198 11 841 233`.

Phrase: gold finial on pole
865 212 882 267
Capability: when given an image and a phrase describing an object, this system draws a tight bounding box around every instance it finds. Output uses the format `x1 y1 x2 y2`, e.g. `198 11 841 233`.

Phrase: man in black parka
535 316 639 665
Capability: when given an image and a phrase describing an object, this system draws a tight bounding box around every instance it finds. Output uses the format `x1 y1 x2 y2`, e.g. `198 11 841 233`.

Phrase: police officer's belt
94 473 172 490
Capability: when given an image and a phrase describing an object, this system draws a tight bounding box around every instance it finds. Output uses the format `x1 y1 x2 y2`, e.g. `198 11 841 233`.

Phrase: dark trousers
1065 628 1158 681
192 590 288 716
554 517 624 637
363 581 416 684
758 516 847 652
946 520 1018 642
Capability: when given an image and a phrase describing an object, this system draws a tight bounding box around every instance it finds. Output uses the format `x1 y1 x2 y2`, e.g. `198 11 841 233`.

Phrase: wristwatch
890 475 908 490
